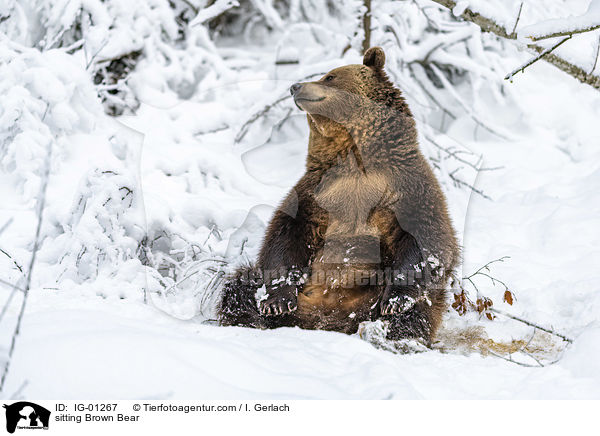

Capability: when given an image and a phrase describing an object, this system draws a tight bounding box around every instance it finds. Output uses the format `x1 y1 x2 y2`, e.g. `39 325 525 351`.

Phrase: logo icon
3 402 50 434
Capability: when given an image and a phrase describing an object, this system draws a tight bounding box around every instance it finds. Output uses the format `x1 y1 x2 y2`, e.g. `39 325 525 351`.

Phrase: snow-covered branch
429 0 600 90
518 0 600 42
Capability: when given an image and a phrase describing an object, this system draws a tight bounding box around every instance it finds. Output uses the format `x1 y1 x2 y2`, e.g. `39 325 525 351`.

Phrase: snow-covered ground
1 0 600 399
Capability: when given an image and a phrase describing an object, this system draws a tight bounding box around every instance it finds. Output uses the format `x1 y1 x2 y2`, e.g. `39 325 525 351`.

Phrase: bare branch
429 64 514 140
234 94 289 143
448 168 492 200
464 255 510 281
0 138 53 393
408 64 457 121
235 72 324 143
487 350 542 367
510 3 524 36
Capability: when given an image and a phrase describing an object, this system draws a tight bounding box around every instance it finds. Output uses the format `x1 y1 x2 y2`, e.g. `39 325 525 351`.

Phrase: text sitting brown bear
218 47 459 345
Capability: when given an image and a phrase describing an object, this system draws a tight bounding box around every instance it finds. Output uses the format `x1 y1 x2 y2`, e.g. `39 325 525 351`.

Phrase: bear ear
363 47 385 70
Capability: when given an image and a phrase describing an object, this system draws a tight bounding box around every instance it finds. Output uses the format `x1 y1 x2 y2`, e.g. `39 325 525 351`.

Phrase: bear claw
259 297 297 316
381 302 401 315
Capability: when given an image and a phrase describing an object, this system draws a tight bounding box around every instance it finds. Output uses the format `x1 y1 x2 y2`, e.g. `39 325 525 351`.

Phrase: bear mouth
294 96 326 103
294 96 325 111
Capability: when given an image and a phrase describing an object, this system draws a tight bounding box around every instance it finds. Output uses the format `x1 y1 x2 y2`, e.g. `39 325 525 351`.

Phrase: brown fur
218 47 459 344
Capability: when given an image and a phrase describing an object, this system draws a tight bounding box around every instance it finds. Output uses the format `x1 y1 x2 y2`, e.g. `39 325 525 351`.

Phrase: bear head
290 47 411 138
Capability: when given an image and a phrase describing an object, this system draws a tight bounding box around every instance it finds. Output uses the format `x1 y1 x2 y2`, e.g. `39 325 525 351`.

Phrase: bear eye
324 75 335 82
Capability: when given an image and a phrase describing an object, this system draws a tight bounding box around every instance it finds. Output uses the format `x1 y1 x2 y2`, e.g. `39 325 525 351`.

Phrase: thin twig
409 64 457 121
234 72 324 143
193 125 229 137
0 139 53 393
429 63 513 140
0 218 13 237
463 256 510 281
9 380 28 400
448 168 492 200
487 350 541 367
235 94 290 143
490 308 573 343
591 35 600 75
0 248 24 274
86 39 109 70
0 284 21 325
424 132 502 172
510 2 524 37
0 278 24 292
163 270 200 295
505 36 572 81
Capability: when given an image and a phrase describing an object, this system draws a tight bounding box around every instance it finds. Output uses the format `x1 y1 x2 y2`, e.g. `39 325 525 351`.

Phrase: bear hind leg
218 265 264 329
382 288 446 346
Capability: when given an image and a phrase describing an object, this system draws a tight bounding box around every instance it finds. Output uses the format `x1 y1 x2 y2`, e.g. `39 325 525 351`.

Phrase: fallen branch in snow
505 36 572 81
490 308 573 344
457 256 573 347
429 0 600 90
0 139 53 393
486 349 548 367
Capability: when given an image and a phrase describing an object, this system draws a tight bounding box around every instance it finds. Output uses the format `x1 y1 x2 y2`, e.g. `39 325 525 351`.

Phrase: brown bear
218 47 459 345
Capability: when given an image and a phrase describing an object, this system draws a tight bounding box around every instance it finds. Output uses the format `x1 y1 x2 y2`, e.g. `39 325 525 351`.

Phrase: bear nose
290 83 302 96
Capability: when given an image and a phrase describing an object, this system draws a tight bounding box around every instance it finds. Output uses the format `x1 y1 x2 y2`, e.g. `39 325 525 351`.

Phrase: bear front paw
259 288 298 316
380 286 424 316
381 297 407 315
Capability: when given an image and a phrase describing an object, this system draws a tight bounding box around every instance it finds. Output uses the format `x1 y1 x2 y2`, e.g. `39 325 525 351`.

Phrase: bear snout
290 82 302 96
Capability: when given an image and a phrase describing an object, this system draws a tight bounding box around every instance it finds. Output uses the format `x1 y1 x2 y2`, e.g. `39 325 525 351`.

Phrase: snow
1 0 600 400
3 298 600 399
518 0 600 41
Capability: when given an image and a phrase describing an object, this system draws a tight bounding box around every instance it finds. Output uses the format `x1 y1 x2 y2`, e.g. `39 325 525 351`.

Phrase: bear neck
306 124 354 171
306 107 417 172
